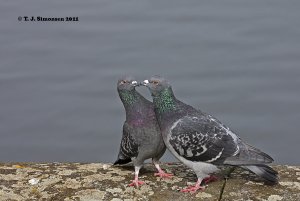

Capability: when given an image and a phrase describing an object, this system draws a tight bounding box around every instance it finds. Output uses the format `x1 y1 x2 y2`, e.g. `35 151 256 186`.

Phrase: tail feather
242 165 278 184
224 142 274 165
113 158 132 165
244 143 274 163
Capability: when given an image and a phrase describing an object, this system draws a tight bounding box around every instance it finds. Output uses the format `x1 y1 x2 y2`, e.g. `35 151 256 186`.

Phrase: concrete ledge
0 162 299 201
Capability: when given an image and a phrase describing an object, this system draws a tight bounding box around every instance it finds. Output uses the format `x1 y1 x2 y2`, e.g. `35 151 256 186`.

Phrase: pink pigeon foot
128 179 145 187
153 163 173 179
181 179 204 193
154 170 173 179
128 166 144 187
180 184 205 193
203 175 218 184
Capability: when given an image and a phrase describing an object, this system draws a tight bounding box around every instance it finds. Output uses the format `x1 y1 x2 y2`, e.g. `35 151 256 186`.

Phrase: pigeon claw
180 185 205 194
203 175 218 184
154 172 173 179
181 179 204 193
128 180 145 187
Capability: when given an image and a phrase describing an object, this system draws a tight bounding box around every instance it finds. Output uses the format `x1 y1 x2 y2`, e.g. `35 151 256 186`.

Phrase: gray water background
1 0 300 165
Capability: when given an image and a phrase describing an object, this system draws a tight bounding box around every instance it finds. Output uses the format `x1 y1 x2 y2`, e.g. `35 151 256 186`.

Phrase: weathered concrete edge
0 163 299 201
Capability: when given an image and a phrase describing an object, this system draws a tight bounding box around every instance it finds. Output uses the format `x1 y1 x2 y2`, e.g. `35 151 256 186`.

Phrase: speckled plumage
143 76 278 192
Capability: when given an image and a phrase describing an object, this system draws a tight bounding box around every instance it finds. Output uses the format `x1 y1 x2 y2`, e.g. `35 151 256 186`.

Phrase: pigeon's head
142 75 171 96
117 76 139 92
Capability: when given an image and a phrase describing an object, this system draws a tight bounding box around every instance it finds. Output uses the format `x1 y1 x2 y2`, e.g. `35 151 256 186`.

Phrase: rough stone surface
0 163 299 201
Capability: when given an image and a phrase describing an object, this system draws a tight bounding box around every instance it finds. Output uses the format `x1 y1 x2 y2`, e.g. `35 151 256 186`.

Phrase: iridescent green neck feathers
119 90 139 106
152 87 176 114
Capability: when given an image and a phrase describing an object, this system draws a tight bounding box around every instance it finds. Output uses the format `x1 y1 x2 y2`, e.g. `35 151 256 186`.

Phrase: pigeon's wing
168 115 239 165
115 122 139 163
223 141 274 165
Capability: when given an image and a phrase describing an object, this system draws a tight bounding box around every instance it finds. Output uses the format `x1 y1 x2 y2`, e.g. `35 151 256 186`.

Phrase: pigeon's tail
242 164 278 185
113 158 131 165
224 142 274 165
243 143 274 163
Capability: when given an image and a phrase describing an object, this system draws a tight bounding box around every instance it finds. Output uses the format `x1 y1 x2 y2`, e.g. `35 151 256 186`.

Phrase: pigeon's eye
151 80 159 85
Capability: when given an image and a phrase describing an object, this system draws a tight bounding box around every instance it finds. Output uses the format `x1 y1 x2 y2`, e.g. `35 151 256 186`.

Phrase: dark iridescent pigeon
142 76 278 193
114 76 172 187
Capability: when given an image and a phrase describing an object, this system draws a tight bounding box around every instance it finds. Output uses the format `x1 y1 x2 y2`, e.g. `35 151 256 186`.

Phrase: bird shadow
112 163 156 175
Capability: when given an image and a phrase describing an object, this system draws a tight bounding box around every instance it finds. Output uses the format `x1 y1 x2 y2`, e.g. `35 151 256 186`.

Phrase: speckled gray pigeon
142 76 278 193
114 76 172 187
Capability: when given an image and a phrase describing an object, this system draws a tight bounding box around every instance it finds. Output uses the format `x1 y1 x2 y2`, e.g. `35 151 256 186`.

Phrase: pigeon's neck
152 87 177 116
119 89 153 126
118 89 143 108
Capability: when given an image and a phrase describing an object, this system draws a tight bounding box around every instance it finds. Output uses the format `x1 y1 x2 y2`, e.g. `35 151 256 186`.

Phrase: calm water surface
1 0 300 165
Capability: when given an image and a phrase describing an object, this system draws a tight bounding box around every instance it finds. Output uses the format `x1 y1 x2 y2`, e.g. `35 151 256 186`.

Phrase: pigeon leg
153 162 173 179
128 166 145 187
181 178 205 193
203 175 218 184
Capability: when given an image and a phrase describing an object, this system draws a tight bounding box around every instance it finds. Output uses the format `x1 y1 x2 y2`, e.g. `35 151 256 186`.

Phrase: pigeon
114 76 172 187
142 76 278 193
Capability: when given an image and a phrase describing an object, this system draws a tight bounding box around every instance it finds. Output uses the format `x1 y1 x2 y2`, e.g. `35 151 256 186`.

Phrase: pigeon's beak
131 80 140 87
141 80 149 86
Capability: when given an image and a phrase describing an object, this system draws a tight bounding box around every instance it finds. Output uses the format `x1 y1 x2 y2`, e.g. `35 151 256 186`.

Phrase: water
1 0 299 165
